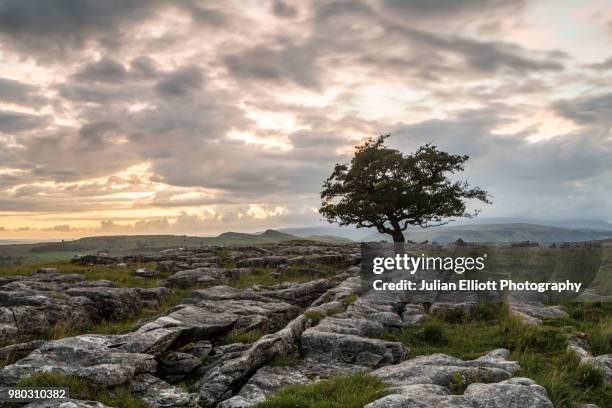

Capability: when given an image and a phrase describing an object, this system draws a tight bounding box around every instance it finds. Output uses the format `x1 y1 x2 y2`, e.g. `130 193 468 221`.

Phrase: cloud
72 58 128 83
272 0 299 18
0 0 611 236
0 110 49 133
392 107 612 219
43 224 71 232
224 43 320 88
554 92 612 126
0 0 164 59
0 77 46 106
381 0 527 20
154 66 204 98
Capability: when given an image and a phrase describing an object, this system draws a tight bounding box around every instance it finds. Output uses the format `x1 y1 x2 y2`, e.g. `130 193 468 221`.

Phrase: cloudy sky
1 0 612 239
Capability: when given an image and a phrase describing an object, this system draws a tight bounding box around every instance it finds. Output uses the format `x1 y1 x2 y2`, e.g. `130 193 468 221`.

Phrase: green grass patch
269 353 302 367
254 372 388 408
343 293 359 306
17 372 149 408
0 261 167 288
223 329 264 345
229 263 343 290
304 310 326 325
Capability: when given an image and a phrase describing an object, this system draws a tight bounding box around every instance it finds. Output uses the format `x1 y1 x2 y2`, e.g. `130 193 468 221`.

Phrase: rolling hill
0 229 349 267
361 223 612 243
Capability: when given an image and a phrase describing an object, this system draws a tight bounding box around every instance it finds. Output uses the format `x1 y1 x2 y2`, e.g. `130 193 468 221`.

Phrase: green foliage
229 263 343 289
269 353 302 367
343 293 359 306
17 372 149 408
223 329 264 345
516 326 568 354
422 319 447 345
254 372 388 408
304 310 326 325
574 364 604 388
319 135 490 242
448 371 467 394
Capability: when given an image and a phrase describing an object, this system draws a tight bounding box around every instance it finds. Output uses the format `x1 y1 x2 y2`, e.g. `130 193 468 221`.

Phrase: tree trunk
391 228 405 243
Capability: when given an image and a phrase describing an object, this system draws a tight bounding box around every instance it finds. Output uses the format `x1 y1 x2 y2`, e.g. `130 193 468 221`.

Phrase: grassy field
378 303 612 407
0 231 351 267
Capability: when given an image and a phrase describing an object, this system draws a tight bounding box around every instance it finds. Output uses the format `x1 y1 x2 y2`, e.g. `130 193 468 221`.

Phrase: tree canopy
319 135 491 242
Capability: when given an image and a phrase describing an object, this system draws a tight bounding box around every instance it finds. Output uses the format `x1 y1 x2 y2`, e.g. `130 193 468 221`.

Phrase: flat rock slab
509 301 568 325
365 378 553 408
0 334 157 386
371 351 519 388
302 329 407 367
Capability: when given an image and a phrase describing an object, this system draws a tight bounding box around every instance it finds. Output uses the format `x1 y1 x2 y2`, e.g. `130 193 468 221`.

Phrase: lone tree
320 135 490 243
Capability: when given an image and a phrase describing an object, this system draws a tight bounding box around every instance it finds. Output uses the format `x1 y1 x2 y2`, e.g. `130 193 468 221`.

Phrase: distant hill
362 223 612 243
0 229 349 267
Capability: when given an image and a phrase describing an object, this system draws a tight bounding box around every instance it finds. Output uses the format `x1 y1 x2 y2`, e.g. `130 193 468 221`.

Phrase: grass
378 302 612 407
0 261 168 288
304 310 327 325
17 372 149 408
343 293 359 306
223 329 264 345
229 263 344 290
254 372 388 408
269 353 302 367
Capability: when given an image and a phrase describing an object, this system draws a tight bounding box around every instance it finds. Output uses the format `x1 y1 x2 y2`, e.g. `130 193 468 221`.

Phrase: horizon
3 216 612 242
2 0 612 239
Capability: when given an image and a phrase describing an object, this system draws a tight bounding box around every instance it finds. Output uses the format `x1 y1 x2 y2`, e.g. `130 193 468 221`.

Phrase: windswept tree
320 135 490 243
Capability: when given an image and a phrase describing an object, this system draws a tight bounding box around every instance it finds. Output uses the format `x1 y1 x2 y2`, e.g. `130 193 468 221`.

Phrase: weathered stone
509 301 568 325
218 366 311 407
135 267 160 278
365 378 553 408
197 315 307 407
158 351 202 381
0 340 44 361
371 352 518 388
235 256 287 268
301 329 406 367
131 373 197 407
162 268 253 288
0 335 157 386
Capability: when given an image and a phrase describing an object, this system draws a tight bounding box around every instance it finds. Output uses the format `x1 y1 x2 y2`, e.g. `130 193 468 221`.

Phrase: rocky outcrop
0 269 169 346
197 315 308 407
371 350 519 388
364 350 553 408
162 268 254 288
365 377 553 408
131 373 197 407
0 335 157 386
0 243 566 408
218 366 311 407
